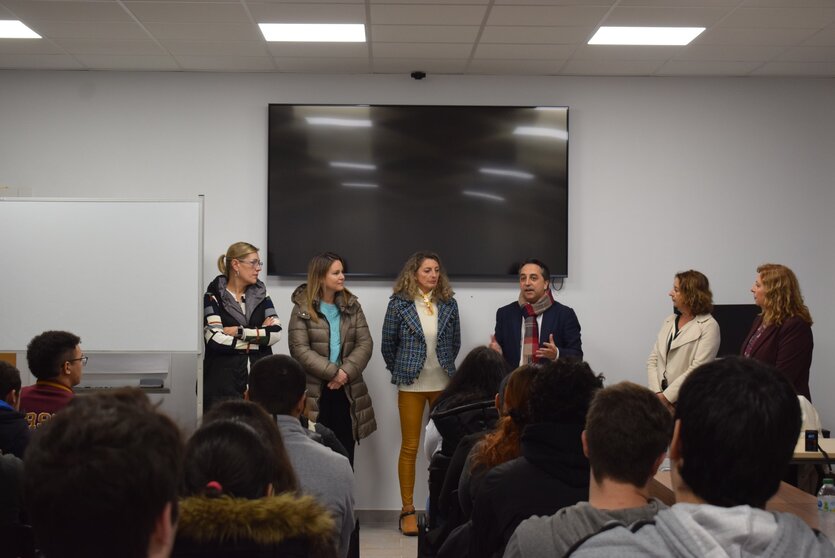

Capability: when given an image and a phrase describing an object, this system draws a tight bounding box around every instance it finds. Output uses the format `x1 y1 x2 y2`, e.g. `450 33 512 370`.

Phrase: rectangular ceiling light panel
589 26 705 46
259 23 366 43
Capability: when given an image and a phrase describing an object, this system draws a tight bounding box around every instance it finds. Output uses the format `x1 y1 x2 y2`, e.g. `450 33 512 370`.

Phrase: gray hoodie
569 503 835 558
504 499 665 558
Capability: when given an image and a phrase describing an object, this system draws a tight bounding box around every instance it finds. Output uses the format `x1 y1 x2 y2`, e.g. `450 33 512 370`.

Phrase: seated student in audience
24 389 183 558
468 359 604 558
458 364 539 520
247 355 355 558
504 381 672 558
200 400 299 494
570 356 835 557
0 361 30 458
174 418 336 558
424 346 508 461
19 330 84 429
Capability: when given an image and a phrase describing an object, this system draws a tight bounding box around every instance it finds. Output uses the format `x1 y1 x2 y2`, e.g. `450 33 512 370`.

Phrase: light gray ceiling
1 0 834 77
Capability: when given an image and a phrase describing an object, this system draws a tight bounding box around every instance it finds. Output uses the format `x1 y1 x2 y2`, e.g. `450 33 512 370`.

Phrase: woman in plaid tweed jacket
381 251 460 534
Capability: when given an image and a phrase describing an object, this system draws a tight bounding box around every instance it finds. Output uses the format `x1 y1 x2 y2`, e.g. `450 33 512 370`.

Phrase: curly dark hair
26 330 81 380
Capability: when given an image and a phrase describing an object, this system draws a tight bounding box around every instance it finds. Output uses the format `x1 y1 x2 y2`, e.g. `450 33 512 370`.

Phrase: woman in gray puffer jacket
289 252 376 465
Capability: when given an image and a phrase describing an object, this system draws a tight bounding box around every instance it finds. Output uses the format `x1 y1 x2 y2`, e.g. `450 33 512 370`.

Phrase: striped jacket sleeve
203 292 282 354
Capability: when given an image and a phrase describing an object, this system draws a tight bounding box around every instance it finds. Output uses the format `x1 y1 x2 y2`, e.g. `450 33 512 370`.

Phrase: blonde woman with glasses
203 242 282 411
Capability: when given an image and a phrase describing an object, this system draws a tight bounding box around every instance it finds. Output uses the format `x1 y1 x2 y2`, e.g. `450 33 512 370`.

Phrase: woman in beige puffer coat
288 252 377 465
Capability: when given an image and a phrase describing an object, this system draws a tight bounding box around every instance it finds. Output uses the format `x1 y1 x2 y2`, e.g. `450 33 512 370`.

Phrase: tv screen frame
267 104 569 279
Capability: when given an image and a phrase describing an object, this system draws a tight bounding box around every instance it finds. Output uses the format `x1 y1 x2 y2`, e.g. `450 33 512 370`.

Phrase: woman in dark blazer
742 263 814 400
381 251 460 535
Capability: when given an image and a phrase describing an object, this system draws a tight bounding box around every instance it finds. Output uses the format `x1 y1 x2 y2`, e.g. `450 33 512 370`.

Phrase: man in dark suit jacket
490 259 583 368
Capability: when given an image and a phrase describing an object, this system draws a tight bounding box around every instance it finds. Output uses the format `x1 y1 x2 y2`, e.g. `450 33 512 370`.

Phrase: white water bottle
817 478 835 513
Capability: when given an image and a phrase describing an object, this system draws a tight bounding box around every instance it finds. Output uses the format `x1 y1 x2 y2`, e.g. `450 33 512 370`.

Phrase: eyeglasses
68 355 88 366
237 259 264 268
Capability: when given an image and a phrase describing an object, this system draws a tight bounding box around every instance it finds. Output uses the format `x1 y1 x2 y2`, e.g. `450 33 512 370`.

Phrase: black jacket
0 407 29 460
468 422 590 558
431 398 499 457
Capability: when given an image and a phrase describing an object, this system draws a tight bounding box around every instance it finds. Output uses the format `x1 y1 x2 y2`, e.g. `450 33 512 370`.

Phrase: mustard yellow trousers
397 390 442 507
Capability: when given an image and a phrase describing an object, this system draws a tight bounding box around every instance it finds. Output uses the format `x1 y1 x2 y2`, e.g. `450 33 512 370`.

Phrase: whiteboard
0 198 203 352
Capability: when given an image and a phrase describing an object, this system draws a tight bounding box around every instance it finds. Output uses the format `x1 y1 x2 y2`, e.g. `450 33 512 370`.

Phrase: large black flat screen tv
267 104 568 278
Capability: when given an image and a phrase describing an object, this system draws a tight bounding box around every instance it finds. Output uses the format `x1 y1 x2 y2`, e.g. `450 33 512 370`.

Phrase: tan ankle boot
399 505 418 536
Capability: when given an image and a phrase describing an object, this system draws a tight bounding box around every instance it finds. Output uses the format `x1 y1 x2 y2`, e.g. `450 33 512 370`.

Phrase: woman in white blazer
647 270 720 412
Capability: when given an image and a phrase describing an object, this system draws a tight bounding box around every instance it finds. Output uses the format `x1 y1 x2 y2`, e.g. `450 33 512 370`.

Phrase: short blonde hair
217 242 258 278
675 270 713 315
758 263 813 326
392 251 454 302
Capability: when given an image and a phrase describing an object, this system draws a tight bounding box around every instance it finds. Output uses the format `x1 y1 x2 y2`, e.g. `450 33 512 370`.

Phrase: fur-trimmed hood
174 493 336 558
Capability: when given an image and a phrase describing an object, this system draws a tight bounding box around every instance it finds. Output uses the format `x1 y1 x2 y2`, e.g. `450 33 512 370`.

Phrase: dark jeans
318 385 355 466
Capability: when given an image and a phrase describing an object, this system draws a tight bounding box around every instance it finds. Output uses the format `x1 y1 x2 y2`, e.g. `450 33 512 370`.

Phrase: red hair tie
206 481 223 492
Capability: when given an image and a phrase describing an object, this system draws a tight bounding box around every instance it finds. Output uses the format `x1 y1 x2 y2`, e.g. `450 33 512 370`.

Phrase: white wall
2 70 833 511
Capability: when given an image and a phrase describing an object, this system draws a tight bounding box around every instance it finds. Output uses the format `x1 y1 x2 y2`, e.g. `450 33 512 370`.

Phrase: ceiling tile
741 0 835 7
372 57 467 73
274 57 370 73
0 53 83 69
474 43 575 60
157 40 268 57
124 2 250 24
467 58 562 75
559 58 664 75
480 25 593 44
777 45 835 61
603 6 731 26
673 43 786 61
22 20 153 41
266 42 368 57
248 3 366 23
74 53 180 70
718 7 835 29
616 0 736 5
486 5 611 26
803 25 835 46
571 44 681 61
371 25 479 43
695 26 818 46
142 22 262 41
372 42 472 59
51 38 166 56
0 39 64 55
174 54 276 71
0 1 133 22
370 5 487 25
751 60 835 75
657 59 762 75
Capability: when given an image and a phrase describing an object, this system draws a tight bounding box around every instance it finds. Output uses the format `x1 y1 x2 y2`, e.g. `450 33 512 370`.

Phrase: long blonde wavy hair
392 251 454 302
757 263 813 326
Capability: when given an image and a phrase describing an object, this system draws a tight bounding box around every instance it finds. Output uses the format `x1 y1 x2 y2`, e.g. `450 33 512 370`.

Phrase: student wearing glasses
203 242 282 411
19 330 85 429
